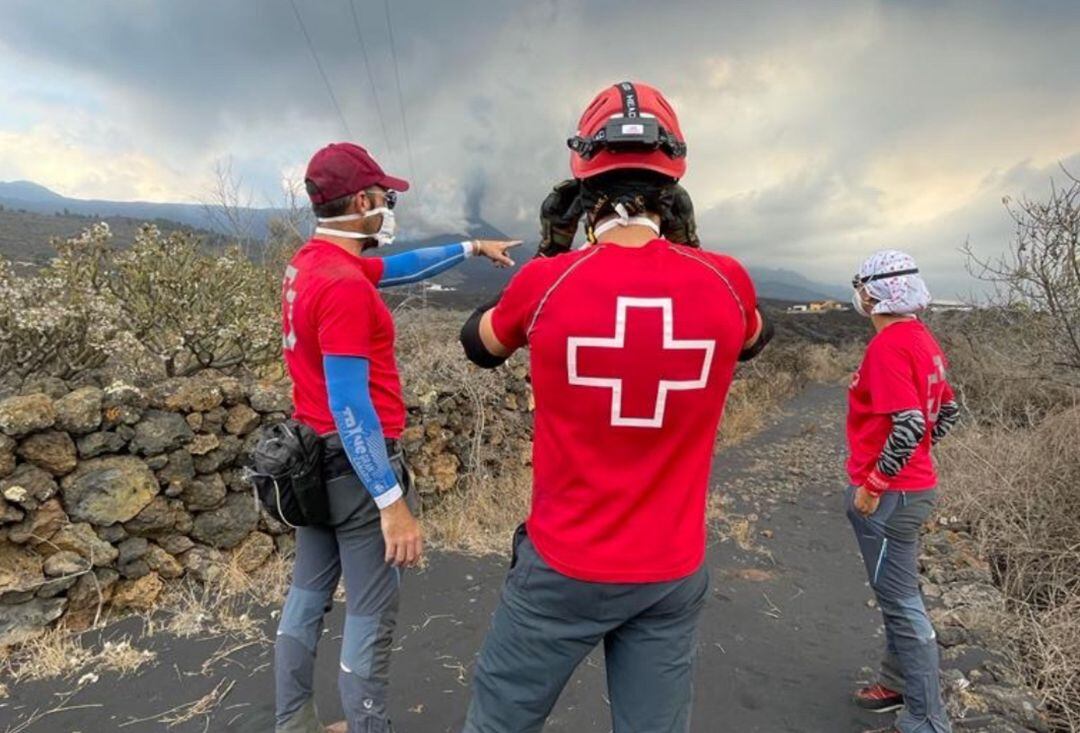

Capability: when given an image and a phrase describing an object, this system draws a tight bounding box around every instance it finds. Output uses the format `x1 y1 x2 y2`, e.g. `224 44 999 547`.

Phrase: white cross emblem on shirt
567 297 716 428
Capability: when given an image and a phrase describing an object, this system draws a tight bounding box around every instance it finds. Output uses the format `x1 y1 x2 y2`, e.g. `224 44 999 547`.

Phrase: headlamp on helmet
568 114 686 161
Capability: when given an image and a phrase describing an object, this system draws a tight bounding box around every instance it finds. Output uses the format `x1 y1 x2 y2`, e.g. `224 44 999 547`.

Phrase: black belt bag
246 419 330 528
323 434 405 483
319 434 413 525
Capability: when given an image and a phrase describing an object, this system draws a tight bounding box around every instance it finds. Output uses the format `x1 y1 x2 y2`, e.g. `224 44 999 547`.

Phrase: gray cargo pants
274 440 413 733
464 526 710 733
846 487 951 733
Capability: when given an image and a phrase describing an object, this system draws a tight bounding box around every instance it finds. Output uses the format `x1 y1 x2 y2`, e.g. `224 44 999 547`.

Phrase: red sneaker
853 683 904 713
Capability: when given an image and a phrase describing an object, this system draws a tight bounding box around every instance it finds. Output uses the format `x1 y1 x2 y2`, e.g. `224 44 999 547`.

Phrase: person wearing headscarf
845 250 959 733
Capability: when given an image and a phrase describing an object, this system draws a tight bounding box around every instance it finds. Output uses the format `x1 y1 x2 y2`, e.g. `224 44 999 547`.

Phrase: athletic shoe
325 723 347 733
853 683 904 712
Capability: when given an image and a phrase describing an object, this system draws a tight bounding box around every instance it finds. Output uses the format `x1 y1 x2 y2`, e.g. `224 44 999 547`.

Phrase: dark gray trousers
846 487 951 733
464 527 710 733
274 447 413 733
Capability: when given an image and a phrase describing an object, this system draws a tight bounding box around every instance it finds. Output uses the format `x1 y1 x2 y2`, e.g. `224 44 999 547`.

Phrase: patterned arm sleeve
324 355 402 509
932 400 960 445
877 409 928 478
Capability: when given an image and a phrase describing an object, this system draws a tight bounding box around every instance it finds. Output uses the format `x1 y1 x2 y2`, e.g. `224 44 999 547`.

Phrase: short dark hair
579 169 674 221
312 193 355 219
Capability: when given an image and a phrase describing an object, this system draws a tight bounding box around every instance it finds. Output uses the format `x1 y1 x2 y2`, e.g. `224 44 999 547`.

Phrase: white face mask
852 288 872 317
314 207 397 247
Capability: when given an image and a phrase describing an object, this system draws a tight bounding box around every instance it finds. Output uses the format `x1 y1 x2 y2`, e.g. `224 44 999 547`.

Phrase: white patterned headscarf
853 250 931 316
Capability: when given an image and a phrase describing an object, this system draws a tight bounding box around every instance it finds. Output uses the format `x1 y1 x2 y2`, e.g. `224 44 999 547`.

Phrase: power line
290 0 352 138
348 0 394 156
383 0 417 180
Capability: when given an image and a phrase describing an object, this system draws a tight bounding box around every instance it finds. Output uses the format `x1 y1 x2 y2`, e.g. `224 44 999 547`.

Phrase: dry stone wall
0 365 535 646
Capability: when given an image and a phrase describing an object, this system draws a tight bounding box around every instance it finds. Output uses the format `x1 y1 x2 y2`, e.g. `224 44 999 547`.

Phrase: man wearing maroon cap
275 142 518 733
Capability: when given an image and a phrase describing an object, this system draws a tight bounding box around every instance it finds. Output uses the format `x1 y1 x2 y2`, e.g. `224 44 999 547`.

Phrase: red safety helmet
568 81 687 180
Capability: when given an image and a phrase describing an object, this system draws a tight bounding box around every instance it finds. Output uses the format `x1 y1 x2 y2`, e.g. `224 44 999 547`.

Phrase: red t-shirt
846 319 953 490
492 239 760 583
282 239 406 438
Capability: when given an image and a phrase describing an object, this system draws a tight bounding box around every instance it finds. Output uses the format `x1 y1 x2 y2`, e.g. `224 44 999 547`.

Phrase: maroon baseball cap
304 142 410 205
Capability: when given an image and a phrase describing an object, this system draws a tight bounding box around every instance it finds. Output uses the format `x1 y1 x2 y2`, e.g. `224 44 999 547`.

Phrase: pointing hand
473 239 522 268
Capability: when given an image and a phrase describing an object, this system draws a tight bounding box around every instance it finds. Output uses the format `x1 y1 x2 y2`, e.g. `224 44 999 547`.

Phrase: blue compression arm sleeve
379 242 473 287
324 355 402 509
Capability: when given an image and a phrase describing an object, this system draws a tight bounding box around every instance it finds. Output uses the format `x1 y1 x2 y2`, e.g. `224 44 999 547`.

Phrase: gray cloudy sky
1 0 1079 296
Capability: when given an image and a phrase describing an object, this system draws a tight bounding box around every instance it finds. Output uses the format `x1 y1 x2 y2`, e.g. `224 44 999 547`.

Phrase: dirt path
1 384 891 733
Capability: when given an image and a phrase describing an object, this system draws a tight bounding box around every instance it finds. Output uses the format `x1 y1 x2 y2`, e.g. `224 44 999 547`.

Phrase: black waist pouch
321 434 414 524
246 420 329 527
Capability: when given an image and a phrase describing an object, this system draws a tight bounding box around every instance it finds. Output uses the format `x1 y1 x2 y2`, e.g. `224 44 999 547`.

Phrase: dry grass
394 307 537 556
1 629 154 686
0 555 293 732
1 628 95 684
423 467 534 556
94 639 156 675
719 367 795 448
155 678 236 727
0 549 288 702
798 341 864 384
152 553 291 642
938 405 1080 730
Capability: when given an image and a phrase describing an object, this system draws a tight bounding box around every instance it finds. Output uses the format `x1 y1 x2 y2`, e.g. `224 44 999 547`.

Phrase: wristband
463 240 477 256
864 469 890 496
374 483 403 510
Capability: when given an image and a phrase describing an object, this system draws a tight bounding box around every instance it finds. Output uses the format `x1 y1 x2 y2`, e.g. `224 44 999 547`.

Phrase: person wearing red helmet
458 82 772 732
275 142 518 733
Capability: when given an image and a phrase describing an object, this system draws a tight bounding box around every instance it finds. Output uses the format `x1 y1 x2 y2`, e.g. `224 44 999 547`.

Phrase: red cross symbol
567 297 715 428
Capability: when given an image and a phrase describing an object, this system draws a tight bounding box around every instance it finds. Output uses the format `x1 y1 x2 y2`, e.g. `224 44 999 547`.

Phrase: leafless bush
938 406 1080 728
259 175 311 274
963 167 1080 377
935 171 1080 727
928 308 1079 426
202 158 257 254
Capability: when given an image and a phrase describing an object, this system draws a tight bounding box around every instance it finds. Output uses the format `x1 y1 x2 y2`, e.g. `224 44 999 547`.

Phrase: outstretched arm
378 239 521 288
379 242 474 288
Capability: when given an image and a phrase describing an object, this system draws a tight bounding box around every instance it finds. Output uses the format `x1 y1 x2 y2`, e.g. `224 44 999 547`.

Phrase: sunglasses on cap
852 267 919 290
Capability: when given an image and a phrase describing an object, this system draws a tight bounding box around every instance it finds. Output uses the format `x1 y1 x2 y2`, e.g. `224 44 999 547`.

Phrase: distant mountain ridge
748 267 849 302
0 179 278 238
0 180 66 201
1 180 847 302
